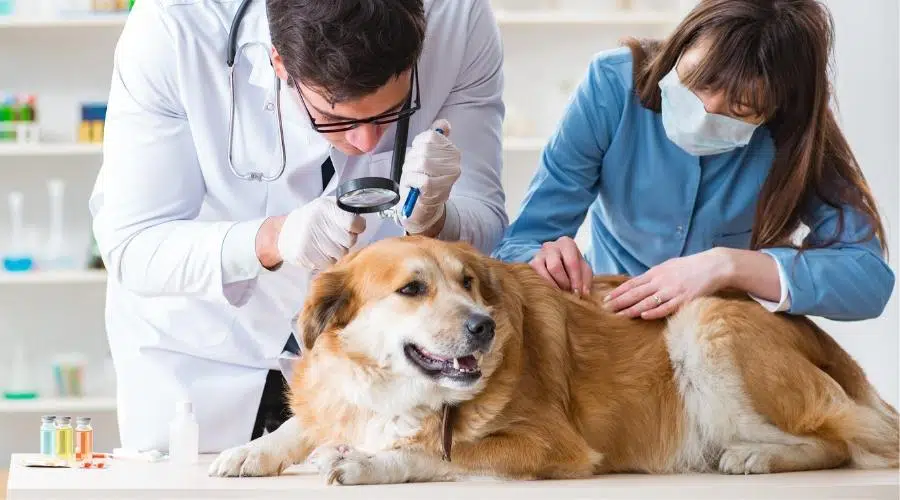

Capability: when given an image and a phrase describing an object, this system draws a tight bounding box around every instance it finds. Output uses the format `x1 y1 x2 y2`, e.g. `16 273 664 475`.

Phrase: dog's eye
462 275 474 290
398 280 427 297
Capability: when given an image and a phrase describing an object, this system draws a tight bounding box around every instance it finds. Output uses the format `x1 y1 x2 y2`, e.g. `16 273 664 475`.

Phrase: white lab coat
89 0 507 453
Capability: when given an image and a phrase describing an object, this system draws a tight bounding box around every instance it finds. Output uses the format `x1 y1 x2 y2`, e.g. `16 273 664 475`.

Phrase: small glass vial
55 416 75 463
75 417 94 464
168 401 199 464
40 415 56 456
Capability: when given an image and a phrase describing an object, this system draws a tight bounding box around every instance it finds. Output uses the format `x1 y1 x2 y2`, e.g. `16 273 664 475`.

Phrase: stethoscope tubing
226 0 287 182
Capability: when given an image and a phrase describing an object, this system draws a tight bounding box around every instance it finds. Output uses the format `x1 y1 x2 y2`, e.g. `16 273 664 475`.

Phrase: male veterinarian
89 0 507 453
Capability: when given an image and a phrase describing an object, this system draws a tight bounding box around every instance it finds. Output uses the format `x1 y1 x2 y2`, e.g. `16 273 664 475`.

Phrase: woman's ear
296 268 357 351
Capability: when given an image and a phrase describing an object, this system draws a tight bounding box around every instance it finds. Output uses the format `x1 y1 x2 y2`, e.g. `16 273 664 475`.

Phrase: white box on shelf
0 122 41 145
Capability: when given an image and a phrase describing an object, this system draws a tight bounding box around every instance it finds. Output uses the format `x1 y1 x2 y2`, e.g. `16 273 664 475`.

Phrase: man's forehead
298 71 412 120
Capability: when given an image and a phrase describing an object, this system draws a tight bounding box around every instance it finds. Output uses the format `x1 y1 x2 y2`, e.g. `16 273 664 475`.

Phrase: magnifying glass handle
402 127 445 219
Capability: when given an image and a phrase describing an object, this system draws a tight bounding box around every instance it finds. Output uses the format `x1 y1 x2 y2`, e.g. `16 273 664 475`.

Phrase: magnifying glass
335 104 412 214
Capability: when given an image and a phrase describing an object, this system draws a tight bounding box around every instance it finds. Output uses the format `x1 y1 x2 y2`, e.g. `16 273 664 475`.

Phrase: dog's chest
351 412 427 453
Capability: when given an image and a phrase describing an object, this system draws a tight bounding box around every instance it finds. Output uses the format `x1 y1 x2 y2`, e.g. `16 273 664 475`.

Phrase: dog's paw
307 444 354 475
326 452 384 486
718 444 773 474
309 445 387 486
208 443 291 477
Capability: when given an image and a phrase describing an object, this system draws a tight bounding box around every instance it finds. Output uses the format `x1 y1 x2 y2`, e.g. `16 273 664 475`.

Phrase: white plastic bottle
168 401 199 464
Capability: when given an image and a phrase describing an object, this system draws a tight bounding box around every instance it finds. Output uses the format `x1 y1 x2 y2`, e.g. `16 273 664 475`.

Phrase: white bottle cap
177 401 192 414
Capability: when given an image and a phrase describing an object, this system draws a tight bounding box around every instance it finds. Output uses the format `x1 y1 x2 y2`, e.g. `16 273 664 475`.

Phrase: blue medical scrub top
493 47 894 321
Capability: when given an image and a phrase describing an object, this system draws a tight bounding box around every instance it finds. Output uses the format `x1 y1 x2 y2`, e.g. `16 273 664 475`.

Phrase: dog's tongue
456 355 478 370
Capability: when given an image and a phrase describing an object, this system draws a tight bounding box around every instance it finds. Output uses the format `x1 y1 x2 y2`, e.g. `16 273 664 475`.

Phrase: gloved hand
277 197 366 272
399 119 462 234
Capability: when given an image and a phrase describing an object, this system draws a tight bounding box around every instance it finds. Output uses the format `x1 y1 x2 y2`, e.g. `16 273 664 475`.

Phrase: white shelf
0 14 129 29
0 10 676 29
0 397 116 413
0 143 101 157
0 270 107 285
494 9 677 25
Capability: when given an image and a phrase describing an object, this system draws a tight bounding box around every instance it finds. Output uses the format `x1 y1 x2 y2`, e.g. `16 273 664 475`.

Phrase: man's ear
296 268 356 351
271 47 289 81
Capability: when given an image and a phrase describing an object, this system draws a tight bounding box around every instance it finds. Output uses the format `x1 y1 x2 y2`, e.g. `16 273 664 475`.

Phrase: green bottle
0 95 12 141
19 95 34 122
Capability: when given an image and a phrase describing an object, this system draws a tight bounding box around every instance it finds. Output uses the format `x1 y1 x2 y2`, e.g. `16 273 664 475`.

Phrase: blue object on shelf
81 103 108 122
3 255 33 272
0 0 14 16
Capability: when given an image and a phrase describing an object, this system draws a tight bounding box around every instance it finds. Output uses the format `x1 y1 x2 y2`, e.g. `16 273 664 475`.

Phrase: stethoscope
226 0 285 183
224 0 420 218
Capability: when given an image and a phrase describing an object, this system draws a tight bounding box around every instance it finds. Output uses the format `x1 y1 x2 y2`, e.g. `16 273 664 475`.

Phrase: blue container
40 416 56 456
81 103 108 122
3 255 33 272
0 0 14 16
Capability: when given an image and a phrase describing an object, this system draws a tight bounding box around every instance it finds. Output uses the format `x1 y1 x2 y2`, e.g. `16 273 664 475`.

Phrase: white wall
813 0 899 407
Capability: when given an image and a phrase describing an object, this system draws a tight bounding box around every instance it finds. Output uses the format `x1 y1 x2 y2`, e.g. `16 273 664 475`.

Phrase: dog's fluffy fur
209 236 899 484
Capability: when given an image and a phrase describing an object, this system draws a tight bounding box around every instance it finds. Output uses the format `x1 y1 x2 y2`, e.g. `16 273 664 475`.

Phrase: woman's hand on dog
530 236 593 296
604 248 734 320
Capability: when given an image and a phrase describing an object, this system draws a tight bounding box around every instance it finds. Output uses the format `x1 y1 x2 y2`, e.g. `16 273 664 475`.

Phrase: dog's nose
465 314 495 345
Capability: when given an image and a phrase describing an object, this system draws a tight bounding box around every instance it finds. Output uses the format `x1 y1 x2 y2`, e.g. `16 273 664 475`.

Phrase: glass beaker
4 343 39 400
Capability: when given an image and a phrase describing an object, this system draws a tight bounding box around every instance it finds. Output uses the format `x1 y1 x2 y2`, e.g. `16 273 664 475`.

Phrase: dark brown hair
624 0 887 255
267 0 426 104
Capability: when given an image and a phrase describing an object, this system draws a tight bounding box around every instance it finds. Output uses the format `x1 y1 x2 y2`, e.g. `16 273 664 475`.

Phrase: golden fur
210 236 898 483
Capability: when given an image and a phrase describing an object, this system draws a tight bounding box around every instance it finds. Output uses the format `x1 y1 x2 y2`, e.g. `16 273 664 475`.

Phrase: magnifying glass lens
339 188 398 208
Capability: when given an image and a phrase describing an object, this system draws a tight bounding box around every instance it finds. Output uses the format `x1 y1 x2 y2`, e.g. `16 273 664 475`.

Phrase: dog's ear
477 259 503 306
457 244 503 306
296 267 357 351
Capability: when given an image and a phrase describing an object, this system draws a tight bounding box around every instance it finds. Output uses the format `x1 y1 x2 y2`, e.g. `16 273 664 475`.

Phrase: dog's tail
822 397 898 469
805 319 899 468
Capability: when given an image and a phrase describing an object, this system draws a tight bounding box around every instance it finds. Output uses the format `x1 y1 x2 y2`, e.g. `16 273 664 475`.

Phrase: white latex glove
277 197 366 272
399 119 462 234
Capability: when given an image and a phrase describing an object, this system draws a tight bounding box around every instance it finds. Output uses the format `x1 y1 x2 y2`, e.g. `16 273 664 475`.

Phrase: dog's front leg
208 416 312 477
309 445 458 486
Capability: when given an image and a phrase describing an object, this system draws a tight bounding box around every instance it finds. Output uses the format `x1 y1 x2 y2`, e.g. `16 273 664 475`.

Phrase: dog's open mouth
403 344 482 382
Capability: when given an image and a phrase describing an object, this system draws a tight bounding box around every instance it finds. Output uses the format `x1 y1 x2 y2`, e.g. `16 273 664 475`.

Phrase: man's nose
345 123 382 153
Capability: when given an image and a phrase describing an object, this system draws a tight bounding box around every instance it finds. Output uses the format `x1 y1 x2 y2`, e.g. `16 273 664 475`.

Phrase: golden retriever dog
209 236 899 484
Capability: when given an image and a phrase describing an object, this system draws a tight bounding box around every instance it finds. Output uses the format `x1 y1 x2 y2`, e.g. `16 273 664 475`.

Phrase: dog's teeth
453 358 460 370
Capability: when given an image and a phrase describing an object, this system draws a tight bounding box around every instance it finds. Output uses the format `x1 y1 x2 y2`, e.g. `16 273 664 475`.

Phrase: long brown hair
624 0 887 255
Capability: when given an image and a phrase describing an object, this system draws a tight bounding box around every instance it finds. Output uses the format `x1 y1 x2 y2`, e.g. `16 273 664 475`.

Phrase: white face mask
658 66 760 156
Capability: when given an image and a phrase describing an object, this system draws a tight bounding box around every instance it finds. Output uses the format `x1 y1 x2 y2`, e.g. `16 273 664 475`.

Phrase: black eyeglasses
292 65 420 134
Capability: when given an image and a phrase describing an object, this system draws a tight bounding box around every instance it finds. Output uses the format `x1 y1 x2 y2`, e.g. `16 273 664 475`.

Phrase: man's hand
274 197 366 272
604 248 734 319
530 236 593 296
399 119 461 236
